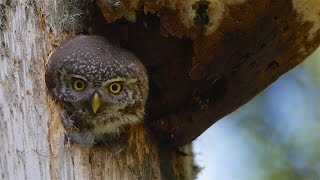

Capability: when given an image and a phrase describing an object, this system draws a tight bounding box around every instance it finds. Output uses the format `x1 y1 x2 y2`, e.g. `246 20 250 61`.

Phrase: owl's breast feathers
74 107 145 140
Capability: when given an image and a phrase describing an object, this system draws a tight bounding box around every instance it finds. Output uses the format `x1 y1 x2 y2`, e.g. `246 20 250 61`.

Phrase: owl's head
46 36 148 134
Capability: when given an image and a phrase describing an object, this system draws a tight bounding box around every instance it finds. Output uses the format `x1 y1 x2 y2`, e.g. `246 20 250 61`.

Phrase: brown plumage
46 35 148 147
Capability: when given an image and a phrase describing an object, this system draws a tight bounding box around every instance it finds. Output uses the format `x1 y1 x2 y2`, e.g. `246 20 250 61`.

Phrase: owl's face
46 36 148 137
57 72 141 116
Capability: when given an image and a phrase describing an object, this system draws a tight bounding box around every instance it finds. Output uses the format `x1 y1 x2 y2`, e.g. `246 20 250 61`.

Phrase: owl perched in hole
46 35 148 147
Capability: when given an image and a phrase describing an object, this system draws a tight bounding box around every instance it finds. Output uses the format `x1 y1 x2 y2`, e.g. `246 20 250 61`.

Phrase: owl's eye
109 82 122 94
73 79 86 91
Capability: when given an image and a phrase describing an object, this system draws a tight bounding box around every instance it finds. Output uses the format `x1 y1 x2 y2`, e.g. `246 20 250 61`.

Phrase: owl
45 35 149 147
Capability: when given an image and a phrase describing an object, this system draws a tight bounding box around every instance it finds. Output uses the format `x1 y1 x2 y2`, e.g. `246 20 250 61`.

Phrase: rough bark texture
0 0 160 180
0 1 50 179
1 0 320 180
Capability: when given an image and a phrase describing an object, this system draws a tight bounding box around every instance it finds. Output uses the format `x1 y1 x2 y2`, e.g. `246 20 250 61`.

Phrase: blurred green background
193 46 320 180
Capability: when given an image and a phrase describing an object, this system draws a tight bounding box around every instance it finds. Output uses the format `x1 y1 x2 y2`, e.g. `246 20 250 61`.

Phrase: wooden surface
1 0 319 179
0 1 161 179
96 0 320 146
0 1 50 179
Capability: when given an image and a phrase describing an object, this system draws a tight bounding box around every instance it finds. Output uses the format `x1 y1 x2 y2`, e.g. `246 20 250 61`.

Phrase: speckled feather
46 35 148 146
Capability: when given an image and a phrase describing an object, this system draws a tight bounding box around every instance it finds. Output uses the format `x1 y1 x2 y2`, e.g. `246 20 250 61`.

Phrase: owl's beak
91 93 101 114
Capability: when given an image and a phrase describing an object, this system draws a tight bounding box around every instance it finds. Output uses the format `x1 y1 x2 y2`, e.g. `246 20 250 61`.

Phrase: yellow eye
73 79 86 91
109 82 122 94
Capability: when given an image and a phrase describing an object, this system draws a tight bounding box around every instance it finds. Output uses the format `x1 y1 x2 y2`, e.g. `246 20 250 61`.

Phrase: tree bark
95 0 320 146
1 0 319 180
0 1 161 179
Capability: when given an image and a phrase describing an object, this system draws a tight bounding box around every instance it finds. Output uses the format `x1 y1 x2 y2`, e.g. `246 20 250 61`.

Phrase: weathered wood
1 0 319 179
0 1 50 179
0 0 161 179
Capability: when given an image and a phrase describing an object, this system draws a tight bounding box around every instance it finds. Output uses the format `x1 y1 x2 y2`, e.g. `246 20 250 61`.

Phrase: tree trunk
0 1 163 179
1 0 319 180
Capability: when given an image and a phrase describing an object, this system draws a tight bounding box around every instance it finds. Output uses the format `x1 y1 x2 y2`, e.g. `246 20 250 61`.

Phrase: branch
95 0 320 146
